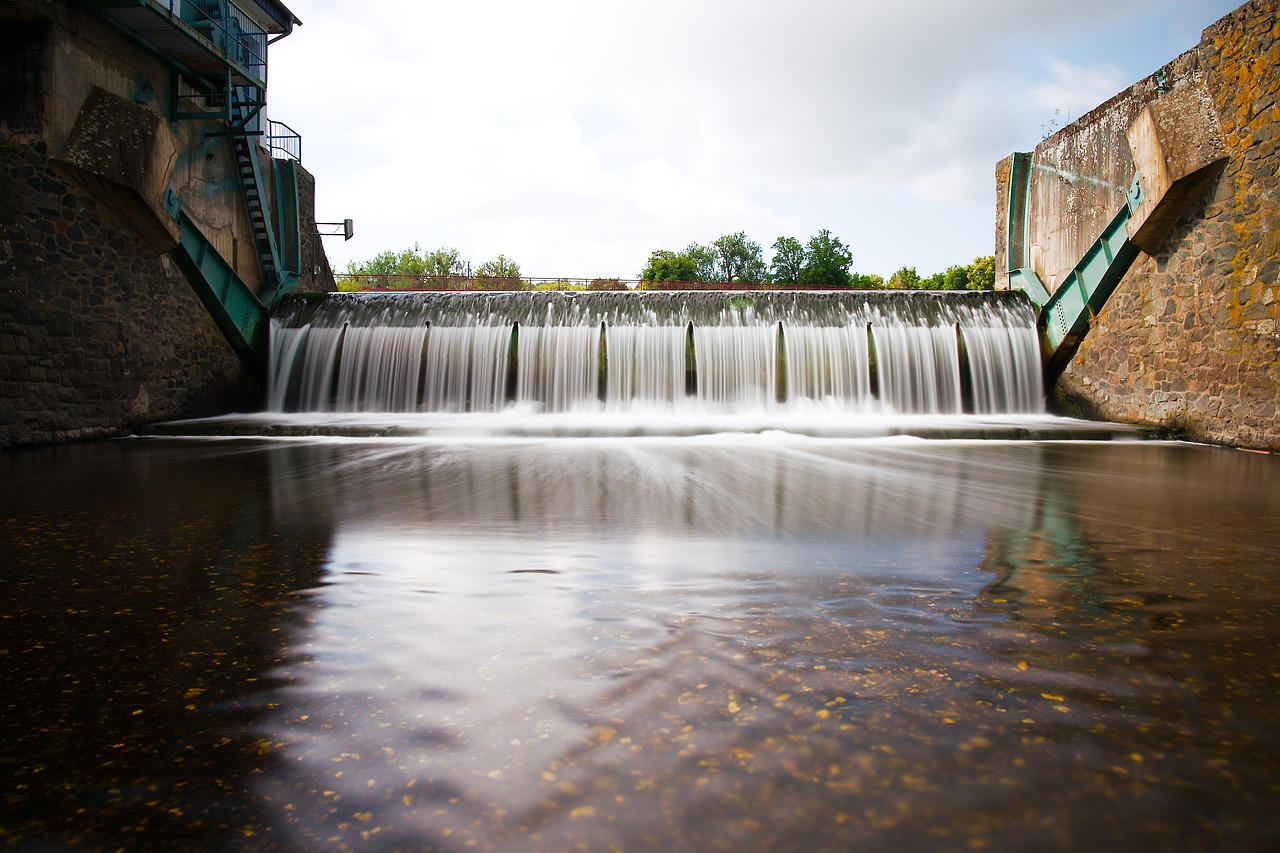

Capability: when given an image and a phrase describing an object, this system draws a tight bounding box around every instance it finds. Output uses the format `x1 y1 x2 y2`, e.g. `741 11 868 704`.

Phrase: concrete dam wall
1 0 332 447
4 1 1276 449
996 0 1279 449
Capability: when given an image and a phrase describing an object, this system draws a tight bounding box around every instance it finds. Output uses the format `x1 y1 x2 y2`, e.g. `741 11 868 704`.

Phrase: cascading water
267 290 1044 416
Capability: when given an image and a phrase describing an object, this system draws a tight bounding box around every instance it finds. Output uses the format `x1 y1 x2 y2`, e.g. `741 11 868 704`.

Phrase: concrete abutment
997 0 1279 449
1 0 332 448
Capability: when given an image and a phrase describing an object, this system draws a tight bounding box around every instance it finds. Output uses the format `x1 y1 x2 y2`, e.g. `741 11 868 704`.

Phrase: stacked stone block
1 140 255 446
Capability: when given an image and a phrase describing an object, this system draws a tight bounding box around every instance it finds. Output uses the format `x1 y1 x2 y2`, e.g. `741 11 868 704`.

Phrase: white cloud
269 0 1241 278
1027 60 1129 125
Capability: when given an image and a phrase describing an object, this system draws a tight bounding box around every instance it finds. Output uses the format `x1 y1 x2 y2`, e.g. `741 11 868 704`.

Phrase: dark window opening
0 22 47 136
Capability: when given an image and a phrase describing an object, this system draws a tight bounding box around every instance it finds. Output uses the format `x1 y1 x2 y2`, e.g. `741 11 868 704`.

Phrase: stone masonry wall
998 0 1278 449
0 139 255 445
1 0 333 447
296 163 334 290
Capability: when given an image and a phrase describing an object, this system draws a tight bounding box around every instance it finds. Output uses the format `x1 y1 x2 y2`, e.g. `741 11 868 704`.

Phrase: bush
587 278 627 291
531 280 584 291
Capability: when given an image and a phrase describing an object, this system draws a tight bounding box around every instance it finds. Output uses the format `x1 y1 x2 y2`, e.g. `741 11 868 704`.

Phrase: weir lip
272 289 1035 328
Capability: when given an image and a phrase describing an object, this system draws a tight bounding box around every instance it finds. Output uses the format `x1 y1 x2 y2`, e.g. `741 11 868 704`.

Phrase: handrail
82 0 273 87
181 0 268 81
335 275 906 292
266 119 301 162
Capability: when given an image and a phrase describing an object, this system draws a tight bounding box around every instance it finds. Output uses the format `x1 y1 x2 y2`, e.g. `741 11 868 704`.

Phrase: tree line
340 234 996 291
343 244 521 281
640 230 994 290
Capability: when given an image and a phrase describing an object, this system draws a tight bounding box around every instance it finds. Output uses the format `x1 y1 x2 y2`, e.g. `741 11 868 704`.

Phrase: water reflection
0 442 331 847
264 437 1044 538
254 438 1279 851
2 437 1278 851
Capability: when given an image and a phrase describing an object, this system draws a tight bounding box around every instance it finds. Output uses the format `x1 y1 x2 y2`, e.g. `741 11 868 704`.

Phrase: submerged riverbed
2 426 1279 851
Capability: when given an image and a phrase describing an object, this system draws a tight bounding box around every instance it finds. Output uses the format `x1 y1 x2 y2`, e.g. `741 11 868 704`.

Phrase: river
3 423 1278 851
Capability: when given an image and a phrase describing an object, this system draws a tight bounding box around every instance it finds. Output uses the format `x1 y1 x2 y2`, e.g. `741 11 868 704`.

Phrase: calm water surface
2 432 1279 851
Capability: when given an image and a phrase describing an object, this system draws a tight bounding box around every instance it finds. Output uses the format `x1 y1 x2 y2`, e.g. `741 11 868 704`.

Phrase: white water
694 324 777 409
604 324 687 409
517 324 600 413
784 323 871 406
422 323 510 413
871 322 962 415
960 305 1045 414
267 291 1044 417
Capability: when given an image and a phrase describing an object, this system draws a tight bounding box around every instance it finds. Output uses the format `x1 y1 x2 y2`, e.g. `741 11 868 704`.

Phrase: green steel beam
1036 175 1144 386
1009 267 1050 308
1005 153 1052 310
261 156 301 307
169 206 269 383
1005 152 1033 281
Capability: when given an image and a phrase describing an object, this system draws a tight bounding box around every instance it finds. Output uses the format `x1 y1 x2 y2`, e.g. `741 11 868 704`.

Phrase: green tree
343 249 393 276
475 253 521 280
887 266 923 289
798 229 853 287
966 255 996 290
345 244 425 276
711 231 767 282
941 265 970 291
422 247 471 278
849 272 885 289
769 236 805 284
343 243 470 279
640 249 702 281
639 243 718 282
683 242 717 281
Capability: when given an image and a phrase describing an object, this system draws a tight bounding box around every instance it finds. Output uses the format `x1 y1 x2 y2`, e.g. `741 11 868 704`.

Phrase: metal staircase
78 0 306 386
229 89 285 298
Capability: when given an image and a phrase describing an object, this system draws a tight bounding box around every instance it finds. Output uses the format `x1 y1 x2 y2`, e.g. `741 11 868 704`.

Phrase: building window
0 22 46 136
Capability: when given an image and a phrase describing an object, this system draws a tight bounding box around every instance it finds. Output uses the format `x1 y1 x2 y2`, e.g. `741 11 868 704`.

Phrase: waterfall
604 324 686 409
267 291 1044 415
693 323 777 410
957 301 1045 414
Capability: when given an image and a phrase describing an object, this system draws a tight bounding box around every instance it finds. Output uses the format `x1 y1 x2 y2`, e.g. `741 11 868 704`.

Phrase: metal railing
334 275 866 292
166 0 268 83
266 119 301 162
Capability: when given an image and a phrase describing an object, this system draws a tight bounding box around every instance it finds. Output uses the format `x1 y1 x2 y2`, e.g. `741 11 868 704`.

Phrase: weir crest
267 291 1044 416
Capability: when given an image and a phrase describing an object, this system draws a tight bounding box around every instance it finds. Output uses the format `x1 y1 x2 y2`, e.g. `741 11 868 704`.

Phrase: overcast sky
266 0 1242 280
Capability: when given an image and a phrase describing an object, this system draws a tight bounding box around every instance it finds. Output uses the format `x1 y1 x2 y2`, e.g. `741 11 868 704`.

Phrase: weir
266 290 1044 416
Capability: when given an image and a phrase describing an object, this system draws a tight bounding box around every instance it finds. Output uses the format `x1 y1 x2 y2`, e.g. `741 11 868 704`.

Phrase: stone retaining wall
1 139 254 445
1 0 332 447
997 0 1278 449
